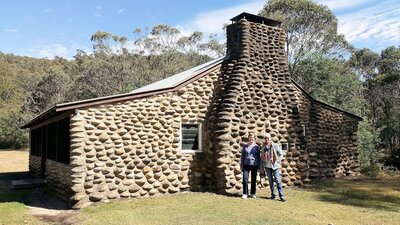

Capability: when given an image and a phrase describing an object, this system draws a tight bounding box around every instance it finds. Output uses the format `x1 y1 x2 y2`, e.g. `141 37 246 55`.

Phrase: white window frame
180 123 202 154
280 142 288 152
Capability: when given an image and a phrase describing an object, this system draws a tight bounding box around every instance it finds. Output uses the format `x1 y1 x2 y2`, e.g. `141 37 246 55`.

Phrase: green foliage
357 119 383 175
0 53 64 148
349 48 379 79
295 56 363 114
133 25 225 57
64 24 223 103
351 46 400 169
259 0 349 75
0 112 28 149
23 68 72 115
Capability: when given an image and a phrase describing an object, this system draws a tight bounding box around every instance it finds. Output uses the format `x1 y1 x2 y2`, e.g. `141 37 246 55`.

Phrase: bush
0 113 28 149
357 119 383 175
380 165 400 176
384 149 400 170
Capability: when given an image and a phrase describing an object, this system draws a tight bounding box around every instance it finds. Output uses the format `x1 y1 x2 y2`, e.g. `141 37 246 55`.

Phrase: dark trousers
242 165 258 195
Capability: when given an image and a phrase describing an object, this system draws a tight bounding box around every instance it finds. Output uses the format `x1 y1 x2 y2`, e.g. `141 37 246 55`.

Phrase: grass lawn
0 150 399 225
0 189 44 225
76 176 400 225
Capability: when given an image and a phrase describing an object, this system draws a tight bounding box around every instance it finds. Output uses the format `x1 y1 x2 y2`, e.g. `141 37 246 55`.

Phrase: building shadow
0 171 70 210
305 176 400 213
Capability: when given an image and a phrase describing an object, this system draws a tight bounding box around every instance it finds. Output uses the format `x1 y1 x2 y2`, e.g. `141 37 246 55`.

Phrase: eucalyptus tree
350 46 400 169
295 55 363 115
259 0 349 79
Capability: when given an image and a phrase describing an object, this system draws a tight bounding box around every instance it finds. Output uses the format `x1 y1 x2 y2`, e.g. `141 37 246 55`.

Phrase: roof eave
20 105 57 129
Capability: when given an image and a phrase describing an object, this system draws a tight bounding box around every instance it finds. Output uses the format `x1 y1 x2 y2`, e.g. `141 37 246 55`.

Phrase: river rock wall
29 15 361 208
210 18 360 194
68 69 221 208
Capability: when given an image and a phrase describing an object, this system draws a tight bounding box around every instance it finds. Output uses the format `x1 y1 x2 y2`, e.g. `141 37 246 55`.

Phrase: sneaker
270 196 276 200
250 194 257 199
242 194 248 199
280 198 286 202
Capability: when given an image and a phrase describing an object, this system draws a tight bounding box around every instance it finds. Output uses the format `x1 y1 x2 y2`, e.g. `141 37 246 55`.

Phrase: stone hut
22 12 362 209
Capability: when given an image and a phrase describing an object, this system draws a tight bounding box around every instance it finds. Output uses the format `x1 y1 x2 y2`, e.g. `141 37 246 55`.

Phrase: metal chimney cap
230 12 282 27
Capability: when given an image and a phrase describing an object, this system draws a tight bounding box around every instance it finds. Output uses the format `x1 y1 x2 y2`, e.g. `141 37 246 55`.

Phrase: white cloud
315 0 373 11
4 29 18 32
29 43 71 59
337 0 400 44
180 0 265 36
118 8 126 15
177 0 399 52
93 6 102 17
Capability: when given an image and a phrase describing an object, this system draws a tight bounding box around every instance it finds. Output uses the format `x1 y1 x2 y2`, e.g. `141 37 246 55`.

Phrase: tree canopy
259 0 349 77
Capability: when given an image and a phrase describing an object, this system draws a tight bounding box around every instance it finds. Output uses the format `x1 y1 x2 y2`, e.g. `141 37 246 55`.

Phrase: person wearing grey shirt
260 133 285 202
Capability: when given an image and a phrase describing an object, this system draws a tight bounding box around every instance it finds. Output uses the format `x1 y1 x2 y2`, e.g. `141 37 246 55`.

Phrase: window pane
281 142 288 151
57 118 70 164
182 124 199 150
41 126 47 157
47 122 57 160
31 128 41 156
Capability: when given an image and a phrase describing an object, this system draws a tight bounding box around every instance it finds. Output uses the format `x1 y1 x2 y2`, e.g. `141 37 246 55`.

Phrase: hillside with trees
0 25 224 149
0 0 398 173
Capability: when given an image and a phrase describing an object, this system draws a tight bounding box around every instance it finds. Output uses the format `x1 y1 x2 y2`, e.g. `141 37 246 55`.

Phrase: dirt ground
0 149 29 173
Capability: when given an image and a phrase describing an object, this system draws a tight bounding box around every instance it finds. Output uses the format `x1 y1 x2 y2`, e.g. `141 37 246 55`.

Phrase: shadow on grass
306 176 400 212
0 171 70 210
0 172 30 203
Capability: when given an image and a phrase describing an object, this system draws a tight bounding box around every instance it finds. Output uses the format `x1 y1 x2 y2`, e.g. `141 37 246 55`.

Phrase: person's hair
263 133 274 144
248 132 255 144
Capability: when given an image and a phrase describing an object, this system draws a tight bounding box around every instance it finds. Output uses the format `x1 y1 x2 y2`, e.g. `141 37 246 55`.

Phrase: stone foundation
45 160 73 201
29 155 41 177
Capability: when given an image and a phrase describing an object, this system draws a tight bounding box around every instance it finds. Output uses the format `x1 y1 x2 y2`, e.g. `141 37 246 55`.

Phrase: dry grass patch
0 149 29 173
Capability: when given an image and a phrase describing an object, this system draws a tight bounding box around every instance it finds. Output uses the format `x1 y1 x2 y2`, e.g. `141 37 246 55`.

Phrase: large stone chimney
206 12 360 194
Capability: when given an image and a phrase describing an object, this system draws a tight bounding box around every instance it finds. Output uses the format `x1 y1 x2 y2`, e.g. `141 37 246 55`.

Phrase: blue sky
1 0 399 59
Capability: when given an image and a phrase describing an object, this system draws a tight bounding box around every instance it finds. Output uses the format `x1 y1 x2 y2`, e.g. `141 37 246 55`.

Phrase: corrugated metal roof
131 56 225 94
